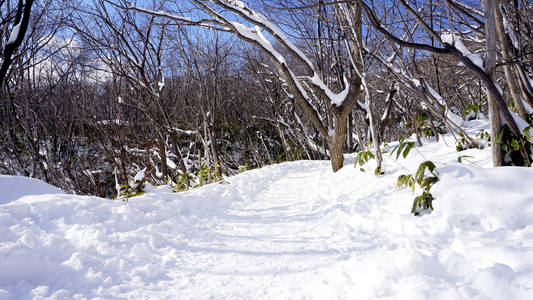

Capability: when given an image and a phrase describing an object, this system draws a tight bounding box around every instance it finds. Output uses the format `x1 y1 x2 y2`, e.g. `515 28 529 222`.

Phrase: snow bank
0 175 64 204
1 120 533 299
437 164 533 230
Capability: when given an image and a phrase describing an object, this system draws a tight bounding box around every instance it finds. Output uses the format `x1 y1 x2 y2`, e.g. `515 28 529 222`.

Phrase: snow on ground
1 120 533 299
0 175 65 205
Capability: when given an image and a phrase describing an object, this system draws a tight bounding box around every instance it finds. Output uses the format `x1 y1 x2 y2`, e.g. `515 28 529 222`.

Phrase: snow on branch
441 33 484 71
126 0 354 135
213 0 314 70
7 23 21 45
126 4 228 31
210 0 350 107
310 73 350 107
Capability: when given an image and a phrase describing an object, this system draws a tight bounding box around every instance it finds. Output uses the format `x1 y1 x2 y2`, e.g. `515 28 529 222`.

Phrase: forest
1 0 532 198
2 1 533 299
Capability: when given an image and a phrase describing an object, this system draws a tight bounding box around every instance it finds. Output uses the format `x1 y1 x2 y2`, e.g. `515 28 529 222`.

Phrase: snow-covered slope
0 175 64 205
1 122 533 299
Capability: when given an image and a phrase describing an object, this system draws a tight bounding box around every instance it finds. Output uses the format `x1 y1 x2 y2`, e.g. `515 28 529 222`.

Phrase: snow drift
0 175 64 205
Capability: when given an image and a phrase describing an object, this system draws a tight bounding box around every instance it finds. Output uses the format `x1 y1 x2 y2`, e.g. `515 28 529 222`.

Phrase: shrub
398 160 439 216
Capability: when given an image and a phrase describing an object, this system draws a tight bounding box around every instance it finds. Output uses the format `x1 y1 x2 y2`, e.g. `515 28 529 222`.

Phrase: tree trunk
158 140 168 179
427 112 439 142
208 124 221 176
515 64 533 107
276 121 292 161
347 112 354 152
493 2 527 118
327 114 348 172
170 132 190 188
484 0 503 166
363 81 383 169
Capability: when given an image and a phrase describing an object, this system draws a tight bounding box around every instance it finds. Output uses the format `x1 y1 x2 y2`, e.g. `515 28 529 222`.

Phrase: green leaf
420 176 439 190
374 165 384 176
403 142 414 158
396 142 406 160
397 175 407 189
412 196 422 214
368 151 375 160
389 145 399 157
415 164 426 184
415 161 436 184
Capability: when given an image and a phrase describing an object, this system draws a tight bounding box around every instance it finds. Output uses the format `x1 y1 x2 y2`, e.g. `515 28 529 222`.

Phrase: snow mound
437 164 533 230
0 175 64 204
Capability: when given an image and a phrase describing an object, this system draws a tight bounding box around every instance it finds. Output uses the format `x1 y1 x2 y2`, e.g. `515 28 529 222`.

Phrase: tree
126 0 371 172
358 0 532 166
0 0 36 85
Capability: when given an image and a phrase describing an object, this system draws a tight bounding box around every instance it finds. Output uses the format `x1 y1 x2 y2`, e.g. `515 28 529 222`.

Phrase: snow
230 22 283 64
310 73 350 106
133 167 146 182
425 82 445 106
441 34 484 70
96 119 128 126
503 14 519 49
166 157 177 169
7 23 20 45
509 110 533 137
0 175 64 205
1 120 533 299
446 108 465 127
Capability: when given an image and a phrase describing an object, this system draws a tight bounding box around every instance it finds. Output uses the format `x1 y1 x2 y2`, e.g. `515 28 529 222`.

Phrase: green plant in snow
475 129 490 141
119 181 145 200
496 124 532 166
172 171 194 192
354 149 375 168
397 160 439 216
397 174 415 192
456 131 482 152
465 99 486 120
389 137 415 160
193 162 223 188
353 149 384 175
238 163 250 173
457 155 473 163
404 112 446 137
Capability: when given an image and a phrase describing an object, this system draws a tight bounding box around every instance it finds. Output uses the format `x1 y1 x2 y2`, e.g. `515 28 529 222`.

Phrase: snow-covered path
2 131 533 299
149 161 402 299
161 162 359 299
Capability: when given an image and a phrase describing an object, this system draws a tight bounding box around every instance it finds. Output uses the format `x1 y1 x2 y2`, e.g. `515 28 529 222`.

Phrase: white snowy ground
1 120 533 299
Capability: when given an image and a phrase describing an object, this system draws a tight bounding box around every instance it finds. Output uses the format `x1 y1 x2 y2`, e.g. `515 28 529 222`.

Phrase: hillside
1 120 533 299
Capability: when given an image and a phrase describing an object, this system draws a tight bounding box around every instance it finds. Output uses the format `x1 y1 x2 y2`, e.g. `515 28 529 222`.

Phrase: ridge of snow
0 175 64 204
